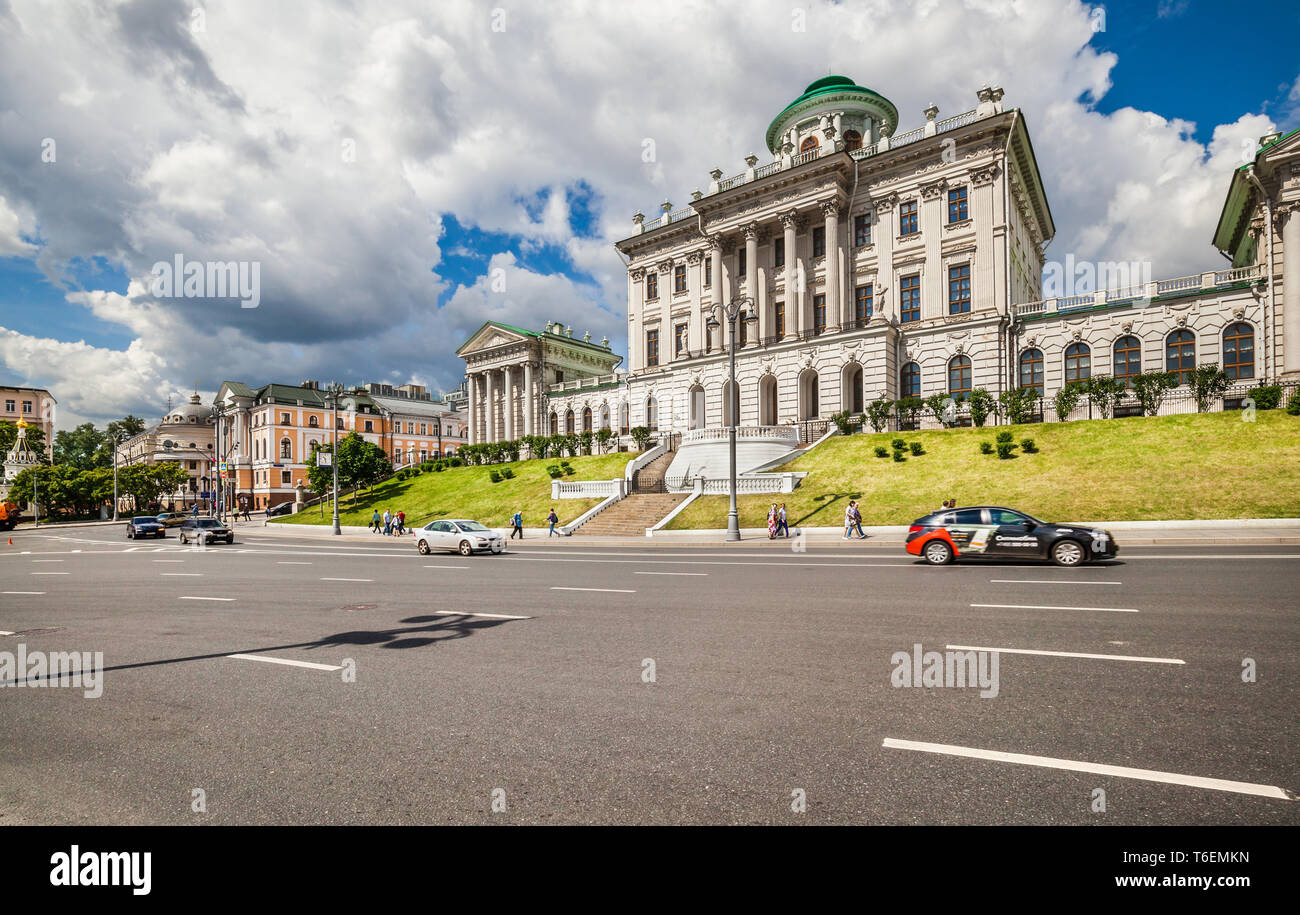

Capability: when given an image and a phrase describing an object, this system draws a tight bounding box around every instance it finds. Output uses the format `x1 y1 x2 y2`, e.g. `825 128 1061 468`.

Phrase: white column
782 212 798 335
467 374 477 445
688 251 703 353
709 239 723 350
822 200 841 329
504 365 515 441
1282 205 1300 376
745 223 760 341
524 362 535 436
485 370 497 443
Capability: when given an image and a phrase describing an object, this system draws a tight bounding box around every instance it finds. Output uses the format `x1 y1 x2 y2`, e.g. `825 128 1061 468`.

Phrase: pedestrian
192 503 199 519
767 503 778 539
383 508 392 536
242 499 251 522
778 503 789 538
547 507 559 537
371 509 381 533
843 501 856 539
397 510 405 535
511 510 524 539
848 501 866 539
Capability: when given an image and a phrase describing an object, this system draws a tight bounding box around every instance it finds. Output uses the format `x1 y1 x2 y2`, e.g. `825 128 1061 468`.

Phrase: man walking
511 510 524 539
371 509 381 533
777 503 789 538
382 508 392 536
547 507 559 537
396 510 405 535
850 501 867 540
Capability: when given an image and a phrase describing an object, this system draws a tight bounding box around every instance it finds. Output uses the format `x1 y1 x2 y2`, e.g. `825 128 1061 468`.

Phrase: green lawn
279 452 634 528
666 410 1300 529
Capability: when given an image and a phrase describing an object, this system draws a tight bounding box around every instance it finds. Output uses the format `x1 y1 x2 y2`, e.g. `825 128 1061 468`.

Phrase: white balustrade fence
551 478 627 499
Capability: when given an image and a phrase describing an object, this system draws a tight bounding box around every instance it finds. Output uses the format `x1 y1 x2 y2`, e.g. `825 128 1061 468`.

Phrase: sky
1 0 1297 430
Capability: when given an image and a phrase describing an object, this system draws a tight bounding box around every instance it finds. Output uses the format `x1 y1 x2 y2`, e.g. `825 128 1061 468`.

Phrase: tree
1083 376 1126 419
996 386 1038 425
304 441 334 501
1131 371 1176 416
924 393 956 428
595 428 614 454
578 430 594 455
1188 364 1230 413
106 414 147 444
630 426 652 451
0 420 48 459
866 399 893 432
1053 381 1087 422
53 423 108 470
335 432 390 503
967 389 995 428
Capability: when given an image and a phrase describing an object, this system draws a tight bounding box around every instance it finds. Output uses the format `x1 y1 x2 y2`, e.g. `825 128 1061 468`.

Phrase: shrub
968 389 995 428
449 457 464 467
908 441 923 455
892 450 906 462
866 399 893 432
1053 381 1086 422
433 464 444 472
979 441 994 455
995 431 1014 444
501 468 515 479
1287 392 1300 416
488 470 502 483
563 464 576 476
1189 364 1230 413
895 396 923 426
874 446 890 458
546 465 563 479
1131 371 1177 416
1084 375 1127 418
997 386 1039 424
831 410 853 435
1020 438 1038 453
890 438 907 451
630 426 652 450
925 393 958 427
1248 384 1283 411
996 442 1017 459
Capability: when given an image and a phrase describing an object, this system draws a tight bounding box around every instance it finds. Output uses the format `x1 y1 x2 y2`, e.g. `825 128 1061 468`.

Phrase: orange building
214 380 466 511
1 385 56 457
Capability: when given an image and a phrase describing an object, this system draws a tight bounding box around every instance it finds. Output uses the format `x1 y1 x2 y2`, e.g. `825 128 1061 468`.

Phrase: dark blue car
126 516 166 539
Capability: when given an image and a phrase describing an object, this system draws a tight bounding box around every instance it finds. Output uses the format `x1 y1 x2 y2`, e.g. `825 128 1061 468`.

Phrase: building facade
535 76 1295 450
118 392 217 509
0 385 56 457
214 380 466 510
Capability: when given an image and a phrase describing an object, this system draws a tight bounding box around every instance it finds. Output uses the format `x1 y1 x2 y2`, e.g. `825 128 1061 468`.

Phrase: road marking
881 738 1293 800
277 561 312 565
179 596 235 602
31 572 69 575
945 644 1184 665
2 592 44 595
551 586 636 593
31 559 63 563
990 579 1122 585
153 559 185 563
634 571 709 576
971 603 1138 613
433 610 531 620
321 577 373 582
508 557 915 569
0 630 12 636
423 565 469 570
226 653 342 671
161 573 203 576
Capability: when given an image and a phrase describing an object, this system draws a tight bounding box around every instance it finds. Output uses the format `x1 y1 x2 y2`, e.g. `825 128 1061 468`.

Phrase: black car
179 518 235 545
265 502 294 518
905 505 1118 567
126 516 166 539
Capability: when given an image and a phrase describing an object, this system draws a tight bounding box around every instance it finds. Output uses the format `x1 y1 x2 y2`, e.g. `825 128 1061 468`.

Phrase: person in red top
397 510 406 535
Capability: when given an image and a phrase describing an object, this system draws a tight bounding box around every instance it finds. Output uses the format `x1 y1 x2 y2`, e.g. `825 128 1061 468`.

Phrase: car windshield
133 517 156 523
455 521 489 532
197 520 223 528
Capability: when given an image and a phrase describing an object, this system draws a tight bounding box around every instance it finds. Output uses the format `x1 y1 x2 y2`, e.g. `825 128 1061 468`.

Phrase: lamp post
110 432 123 522
706 294 757 542
326 383 342 535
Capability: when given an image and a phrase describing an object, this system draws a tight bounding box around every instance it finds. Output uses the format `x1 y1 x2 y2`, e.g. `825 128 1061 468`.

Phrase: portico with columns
456 320 623 445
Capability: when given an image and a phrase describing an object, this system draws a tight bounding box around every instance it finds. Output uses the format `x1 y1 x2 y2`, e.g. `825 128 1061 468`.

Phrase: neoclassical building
535 77 1295 457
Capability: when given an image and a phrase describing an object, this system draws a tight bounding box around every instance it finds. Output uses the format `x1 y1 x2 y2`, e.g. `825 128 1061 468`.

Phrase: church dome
765 75 899 155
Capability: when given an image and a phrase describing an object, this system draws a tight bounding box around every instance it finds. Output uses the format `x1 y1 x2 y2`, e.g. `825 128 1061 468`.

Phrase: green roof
765 76 899 153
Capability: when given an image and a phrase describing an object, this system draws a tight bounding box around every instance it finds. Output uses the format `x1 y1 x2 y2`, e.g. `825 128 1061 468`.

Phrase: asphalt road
1 524 1297 825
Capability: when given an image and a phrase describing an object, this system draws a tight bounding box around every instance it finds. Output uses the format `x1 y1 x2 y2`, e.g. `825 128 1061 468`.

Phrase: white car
415 519 506 556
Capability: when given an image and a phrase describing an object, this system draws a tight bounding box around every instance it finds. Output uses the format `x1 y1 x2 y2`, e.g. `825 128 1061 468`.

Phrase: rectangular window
4 400 13 412
674 323 688 356
674 264 687 294
646 329 659 367
739 318 749 346
281 470 291 485
364 420 374 432
948 186 969 223
705 258 712 287
420 423 427 435
854 285 873 324
813 294 826 334
737 248 747 279
854 213 871 247
281 412 290 424
899 200 918 235
646 272 658 299
774 238 785 268
948 264 971 314
23 401 32 414
900 274 921 323
775 301 785 339
812 227 825 257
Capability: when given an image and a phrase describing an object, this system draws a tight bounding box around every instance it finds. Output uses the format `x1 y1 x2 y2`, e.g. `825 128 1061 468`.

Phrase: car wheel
179 533 186 545
1051 539 1086 567
227 536 234 544
127 529 133 539
458 540 473 556
417 539 431 555
923 539 954 565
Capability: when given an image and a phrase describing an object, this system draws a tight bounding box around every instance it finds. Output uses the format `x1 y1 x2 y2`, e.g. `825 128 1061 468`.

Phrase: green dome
765 76 899 154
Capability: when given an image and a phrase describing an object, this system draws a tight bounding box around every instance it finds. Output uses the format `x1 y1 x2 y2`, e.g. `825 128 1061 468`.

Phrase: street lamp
325 383 342 535
110 431 124 522
706 294 757 542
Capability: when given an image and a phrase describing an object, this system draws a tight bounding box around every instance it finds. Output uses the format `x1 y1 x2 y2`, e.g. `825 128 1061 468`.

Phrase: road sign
316 453 332 467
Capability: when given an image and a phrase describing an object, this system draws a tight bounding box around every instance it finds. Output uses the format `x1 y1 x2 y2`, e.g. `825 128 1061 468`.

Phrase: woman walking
767 503 778 540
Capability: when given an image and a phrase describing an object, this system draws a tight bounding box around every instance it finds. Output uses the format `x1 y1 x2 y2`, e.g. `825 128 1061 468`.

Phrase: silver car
415 519 506 556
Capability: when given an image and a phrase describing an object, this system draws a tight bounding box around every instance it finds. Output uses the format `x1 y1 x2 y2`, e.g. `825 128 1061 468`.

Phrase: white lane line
179 596 235 602
509 557 915 569
161 573 202 577
31 559 64 563
153 559 185 563
0 630 12 636
2 591 44 595
31 572 69 575
551 586 636 593
423 565 469 570
945 644 1184 665
321 577 373 582
226 653 342 671
634 571 708 576
971 603 1138 613
990 579 1122 585
277 561 312 565
433 610 531 620
881 738 1293 800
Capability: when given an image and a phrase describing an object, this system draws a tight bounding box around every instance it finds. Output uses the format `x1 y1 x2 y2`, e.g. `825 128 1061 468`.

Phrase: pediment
456 322 532 357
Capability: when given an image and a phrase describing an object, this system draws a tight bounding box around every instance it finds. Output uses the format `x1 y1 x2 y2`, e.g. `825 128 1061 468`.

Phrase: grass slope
667 411 1300 529
280 452 634 528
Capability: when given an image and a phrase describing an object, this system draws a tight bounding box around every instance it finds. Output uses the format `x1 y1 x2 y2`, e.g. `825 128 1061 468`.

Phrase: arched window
645 397 658 432
1019 349 1044 395
758 375 778 426
1166 329 1196 385
279 438 292 460
619 402 629 435
900 362 921 398
308 415 319 427
1113 336 1142 386
582 407 592 432
842 363 864 414
800 135 819 153
798 369 820 420
1222 322 1254 381
948 355 972 396
843 129 862 152
565 409 575 434
600 405 610 430
1064 342 1092 383
549 411 558 435
688 384 706 430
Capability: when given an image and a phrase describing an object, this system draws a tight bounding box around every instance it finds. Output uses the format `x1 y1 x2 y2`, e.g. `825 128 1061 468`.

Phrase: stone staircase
574 492 687 537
